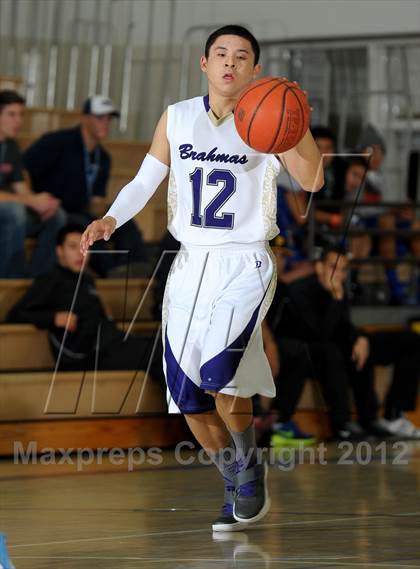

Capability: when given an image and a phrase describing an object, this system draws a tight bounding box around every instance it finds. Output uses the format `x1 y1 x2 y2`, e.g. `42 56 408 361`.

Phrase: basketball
234 76 311 154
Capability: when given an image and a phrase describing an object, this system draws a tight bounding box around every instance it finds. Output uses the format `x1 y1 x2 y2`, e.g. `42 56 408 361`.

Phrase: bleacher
0 96 190 454
0 271 189 455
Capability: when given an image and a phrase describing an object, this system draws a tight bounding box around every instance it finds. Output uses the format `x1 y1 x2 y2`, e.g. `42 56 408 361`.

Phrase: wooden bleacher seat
96 278 155 320
0 370 165 422
0 278 155 322
0 321 160 370
0 75 23 92
18 129 150 171
22 107 81 135
0 369 189 455
0 336 417 452
0 280 30 321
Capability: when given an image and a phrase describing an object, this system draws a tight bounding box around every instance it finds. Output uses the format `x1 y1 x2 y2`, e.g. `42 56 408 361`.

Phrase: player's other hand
54 311 78 332
80 216 117 255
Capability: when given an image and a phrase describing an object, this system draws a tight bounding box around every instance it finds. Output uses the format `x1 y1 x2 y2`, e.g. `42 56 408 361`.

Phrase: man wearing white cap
23 95 147 276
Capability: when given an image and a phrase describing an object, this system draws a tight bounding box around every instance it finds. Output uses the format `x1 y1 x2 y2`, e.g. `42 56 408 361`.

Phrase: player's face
200 35 261 98
85 114 113 141
0 103 24 138
345 164 365 193
57 232 87 273
314 137 335 168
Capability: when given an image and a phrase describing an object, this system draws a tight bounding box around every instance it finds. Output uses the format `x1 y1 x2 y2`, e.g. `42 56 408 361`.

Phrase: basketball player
81 25 323 531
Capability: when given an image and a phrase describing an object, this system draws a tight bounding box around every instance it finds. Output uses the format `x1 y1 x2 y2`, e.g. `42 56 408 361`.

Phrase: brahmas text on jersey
166 95 280 245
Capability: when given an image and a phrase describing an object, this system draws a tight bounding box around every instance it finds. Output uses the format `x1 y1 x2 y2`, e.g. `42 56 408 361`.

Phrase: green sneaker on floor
270 420 316 448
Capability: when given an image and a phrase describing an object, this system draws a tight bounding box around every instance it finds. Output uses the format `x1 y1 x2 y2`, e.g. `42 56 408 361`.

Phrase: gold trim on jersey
167 168 178 226
261 242 278 321
207 109 234 127
262 161 279 240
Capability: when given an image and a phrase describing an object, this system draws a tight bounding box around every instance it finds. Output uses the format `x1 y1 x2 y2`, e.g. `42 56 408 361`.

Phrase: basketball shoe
213 477 247 532
271 420 316 448
233 461 271 524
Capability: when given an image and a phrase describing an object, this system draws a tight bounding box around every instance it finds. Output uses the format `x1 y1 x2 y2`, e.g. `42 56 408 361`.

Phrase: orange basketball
234 76 310 154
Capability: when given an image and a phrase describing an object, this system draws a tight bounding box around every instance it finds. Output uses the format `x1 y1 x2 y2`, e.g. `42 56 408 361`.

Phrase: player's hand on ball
80 216 116 255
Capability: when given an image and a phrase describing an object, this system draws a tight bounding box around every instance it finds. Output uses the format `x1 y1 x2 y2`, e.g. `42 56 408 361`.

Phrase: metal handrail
346 257 420 265
311 200 420 209
306 199 420 257
259 33 420 50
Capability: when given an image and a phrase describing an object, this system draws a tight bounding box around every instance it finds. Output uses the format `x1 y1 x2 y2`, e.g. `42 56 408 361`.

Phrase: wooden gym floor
1 443 419 568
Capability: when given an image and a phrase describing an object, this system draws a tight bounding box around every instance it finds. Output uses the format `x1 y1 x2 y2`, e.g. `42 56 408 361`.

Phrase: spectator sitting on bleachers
261 245 374 442
22 95 147 277
311 126 347 245
256 236 316 446
340 155 374 299
357 124 420 304
369 330 420 438
0 90 65 278
277 126 346 249
7 224 162 378
151 230 181 321
264 246 415 440
265 245 420 440
276 184 311 267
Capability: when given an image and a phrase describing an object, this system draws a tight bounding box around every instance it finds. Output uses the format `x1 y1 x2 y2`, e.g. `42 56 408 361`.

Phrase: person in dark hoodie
7 224 161 376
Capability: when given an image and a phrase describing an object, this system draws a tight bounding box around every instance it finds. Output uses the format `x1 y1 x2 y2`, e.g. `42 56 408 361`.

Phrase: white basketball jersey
166 95 280 246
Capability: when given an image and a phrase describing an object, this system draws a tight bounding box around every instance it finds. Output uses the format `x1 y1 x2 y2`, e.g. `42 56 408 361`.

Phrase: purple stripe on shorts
199 299 261 392
165 331 216 414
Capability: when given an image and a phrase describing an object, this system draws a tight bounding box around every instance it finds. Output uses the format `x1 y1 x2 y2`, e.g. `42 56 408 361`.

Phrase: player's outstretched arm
279 129 324 193
80 112 170 255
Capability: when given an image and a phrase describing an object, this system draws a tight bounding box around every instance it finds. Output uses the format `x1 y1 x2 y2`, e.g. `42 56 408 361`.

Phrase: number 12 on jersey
190 167 236 229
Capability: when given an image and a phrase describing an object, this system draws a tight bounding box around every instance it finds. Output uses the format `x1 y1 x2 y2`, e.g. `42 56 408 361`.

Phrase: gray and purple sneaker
213 478 247 532
233 462 271 524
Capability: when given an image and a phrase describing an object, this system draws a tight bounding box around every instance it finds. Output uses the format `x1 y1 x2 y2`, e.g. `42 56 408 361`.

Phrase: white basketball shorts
162 241 277 414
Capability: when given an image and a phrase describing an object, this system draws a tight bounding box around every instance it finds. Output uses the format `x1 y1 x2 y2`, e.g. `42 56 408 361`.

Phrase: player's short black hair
205 25 260 64
0 90 25 113
311 126 337 146
56 224 85 246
